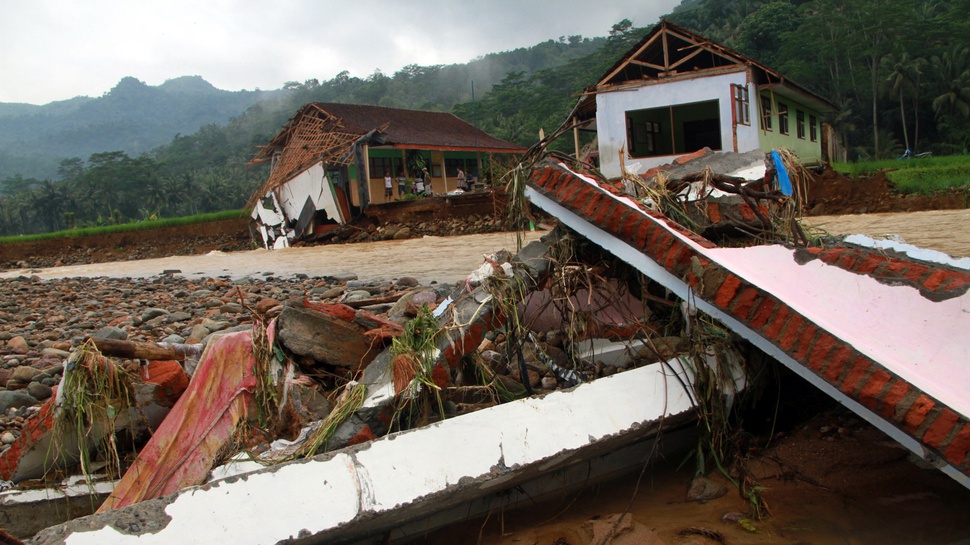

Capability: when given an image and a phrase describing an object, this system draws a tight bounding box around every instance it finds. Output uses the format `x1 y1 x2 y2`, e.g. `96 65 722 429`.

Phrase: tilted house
566 20 838 178
248 103 524 248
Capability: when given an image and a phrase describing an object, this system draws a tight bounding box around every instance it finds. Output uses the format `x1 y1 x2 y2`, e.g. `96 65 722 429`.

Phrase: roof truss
600 21 747 86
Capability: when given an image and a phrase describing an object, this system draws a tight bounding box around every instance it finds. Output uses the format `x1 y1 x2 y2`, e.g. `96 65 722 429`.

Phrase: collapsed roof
248 103 525 208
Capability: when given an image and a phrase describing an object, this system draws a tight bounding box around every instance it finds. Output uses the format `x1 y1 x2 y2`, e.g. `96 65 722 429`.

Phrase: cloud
0 0 680 104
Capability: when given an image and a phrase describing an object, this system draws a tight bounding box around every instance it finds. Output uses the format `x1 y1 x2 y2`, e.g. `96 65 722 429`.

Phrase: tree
733 1 802 67
882 51 924 150
930 45 970 119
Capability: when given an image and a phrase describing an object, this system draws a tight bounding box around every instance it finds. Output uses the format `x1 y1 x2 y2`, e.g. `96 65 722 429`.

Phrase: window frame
732 84 750 126
778 102 790 135
759 96 772 131
809 114 818 142
796 109 806 139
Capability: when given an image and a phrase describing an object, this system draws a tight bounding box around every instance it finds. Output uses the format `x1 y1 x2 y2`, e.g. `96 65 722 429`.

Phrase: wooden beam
89 337 202 363
667 47 706 70
600 30 664 85
628 59 665 71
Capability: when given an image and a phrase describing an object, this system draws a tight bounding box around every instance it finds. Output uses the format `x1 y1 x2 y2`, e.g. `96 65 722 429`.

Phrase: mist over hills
0 76 277 179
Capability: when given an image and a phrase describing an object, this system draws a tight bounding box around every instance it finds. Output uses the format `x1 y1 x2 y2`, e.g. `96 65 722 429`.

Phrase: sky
0 0 682 106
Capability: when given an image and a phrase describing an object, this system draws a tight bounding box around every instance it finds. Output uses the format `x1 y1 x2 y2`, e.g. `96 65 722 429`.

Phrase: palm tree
882 52 924 151
930 45 970 119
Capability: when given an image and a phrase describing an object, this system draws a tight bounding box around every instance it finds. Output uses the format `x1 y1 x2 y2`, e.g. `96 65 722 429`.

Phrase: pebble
1 432 15 444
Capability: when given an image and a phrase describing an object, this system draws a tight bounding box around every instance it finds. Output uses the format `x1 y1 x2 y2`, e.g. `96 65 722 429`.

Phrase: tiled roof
255 103 525 159
316 103 525 152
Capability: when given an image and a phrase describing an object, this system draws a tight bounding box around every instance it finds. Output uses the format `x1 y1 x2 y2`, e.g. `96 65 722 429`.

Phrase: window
796 110 806 139
445 158 478 177
760 97 772 131
626 100 722 158
368 156 394 179
778 103 789 135
809 115 818 142
733 84 750 126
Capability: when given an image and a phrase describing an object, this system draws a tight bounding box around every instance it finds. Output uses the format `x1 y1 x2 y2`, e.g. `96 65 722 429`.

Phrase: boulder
276 306 377 372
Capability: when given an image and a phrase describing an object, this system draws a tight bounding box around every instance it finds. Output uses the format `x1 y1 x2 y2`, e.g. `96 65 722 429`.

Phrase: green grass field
832 155 970 194
0 209 246 245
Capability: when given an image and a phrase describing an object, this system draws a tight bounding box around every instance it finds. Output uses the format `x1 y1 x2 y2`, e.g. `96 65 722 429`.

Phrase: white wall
596 70 758 178
277 162 344 224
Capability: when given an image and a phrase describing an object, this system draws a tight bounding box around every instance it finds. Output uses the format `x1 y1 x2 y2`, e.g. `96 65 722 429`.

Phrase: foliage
0 209 245 244
3 2 969 236
887 163 970 193
832 154 970 194
54 340 137 482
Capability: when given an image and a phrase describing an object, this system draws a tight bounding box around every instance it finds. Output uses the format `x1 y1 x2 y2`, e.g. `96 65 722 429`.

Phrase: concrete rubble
0 148 967 544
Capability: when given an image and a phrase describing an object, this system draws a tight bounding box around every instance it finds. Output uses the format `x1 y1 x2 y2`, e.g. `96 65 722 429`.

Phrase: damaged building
247 103 525 248
4 145 968 543
566 19 840 177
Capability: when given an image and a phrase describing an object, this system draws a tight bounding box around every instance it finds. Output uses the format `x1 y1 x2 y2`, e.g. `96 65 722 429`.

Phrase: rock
395 276 419 287
10 366 42 383
330 273 358 282
255 298 280 315
189 324 210 341
219 303 243 314
27 381 53 400
1 432 15 445
392 227 411 240
167 311 192 323
5 379 27 390
201 319 230 333
7 336 29 354
140 308 170 322
0 390 38 412
160 334 186 344
41 347 71 359
687 475 728 501
343 290 372 302
92 326 128 340
317 287 345 299
411 291 437 306
541 376 558 389
276 306 377 371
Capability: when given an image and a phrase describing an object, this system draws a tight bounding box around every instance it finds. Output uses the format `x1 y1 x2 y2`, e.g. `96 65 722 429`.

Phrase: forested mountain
0 76 277 181
1 0 968 237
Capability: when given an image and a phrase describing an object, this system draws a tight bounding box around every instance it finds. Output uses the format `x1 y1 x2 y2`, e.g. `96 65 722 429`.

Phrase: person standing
414 172 425 195
457 167 467 190
384 170 393 199
419 167 431 195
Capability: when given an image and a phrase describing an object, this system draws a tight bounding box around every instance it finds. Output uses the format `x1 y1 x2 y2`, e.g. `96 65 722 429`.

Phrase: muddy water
807 208 970 258
0 231 545 283
4 210 965 283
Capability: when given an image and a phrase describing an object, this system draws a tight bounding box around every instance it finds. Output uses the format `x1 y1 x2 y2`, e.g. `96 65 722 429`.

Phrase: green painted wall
757 95 825 163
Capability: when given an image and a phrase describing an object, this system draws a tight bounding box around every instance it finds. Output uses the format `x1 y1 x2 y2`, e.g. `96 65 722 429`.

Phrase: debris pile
3 147 968 544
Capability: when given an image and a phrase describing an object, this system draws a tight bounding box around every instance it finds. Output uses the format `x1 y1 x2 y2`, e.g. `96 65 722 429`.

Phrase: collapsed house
566 19 840 177
4 145 967 543
247 103 525 248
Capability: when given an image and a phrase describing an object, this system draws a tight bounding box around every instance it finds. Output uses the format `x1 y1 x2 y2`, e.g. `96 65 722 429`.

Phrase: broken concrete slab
30 355 707 545
525 157 970 489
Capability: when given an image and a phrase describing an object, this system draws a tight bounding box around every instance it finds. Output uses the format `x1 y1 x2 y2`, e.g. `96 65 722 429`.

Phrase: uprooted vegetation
4 145 911 539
